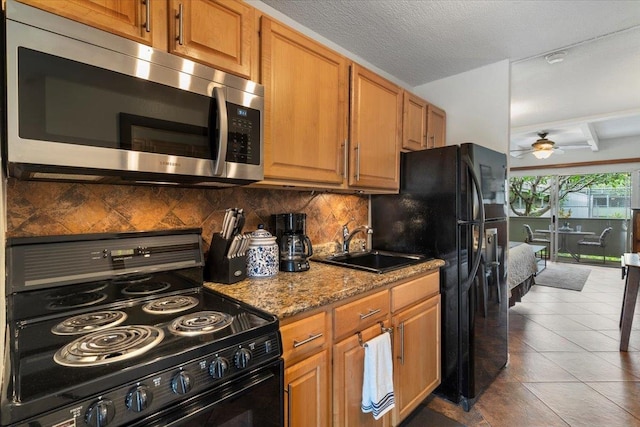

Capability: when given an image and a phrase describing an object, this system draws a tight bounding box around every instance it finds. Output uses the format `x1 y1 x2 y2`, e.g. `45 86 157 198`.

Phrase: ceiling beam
580 122 599 151
510 107 640 135
510 157 640 172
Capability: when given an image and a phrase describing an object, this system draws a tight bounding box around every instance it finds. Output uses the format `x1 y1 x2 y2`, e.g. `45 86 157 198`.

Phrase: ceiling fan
510 132 564 159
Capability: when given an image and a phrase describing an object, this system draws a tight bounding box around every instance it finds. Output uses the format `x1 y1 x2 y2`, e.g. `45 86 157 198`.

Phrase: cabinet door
402 92 427 151
426 104 446 148
261 17 348 186
18 0 163 47
170 0 254 78
349 64 402 191
285 349 330 427
333 323 390 427
391 295 441 425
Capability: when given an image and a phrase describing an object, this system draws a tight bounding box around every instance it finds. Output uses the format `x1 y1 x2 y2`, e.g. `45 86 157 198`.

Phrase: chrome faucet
342 222 373 253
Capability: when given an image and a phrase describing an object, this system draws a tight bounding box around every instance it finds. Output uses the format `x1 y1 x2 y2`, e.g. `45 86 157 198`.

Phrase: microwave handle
212 86 228 176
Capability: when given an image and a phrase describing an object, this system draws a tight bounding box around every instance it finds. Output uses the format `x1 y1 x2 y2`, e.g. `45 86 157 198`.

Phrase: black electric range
2 229 283 427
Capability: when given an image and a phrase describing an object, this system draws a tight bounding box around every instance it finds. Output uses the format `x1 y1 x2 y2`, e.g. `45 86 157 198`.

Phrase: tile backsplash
6 179 369 254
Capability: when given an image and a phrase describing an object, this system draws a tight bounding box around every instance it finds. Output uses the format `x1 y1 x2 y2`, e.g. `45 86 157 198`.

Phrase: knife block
205 234 247 284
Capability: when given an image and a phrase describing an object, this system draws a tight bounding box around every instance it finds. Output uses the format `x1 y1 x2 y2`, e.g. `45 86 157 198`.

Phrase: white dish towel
361 331 395 420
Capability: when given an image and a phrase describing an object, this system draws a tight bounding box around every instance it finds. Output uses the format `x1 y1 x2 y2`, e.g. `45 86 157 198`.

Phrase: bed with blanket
507 242 538 306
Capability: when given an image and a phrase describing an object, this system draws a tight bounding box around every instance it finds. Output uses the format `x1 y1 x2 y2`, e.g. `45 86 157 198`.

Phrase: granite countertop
204 258 444 320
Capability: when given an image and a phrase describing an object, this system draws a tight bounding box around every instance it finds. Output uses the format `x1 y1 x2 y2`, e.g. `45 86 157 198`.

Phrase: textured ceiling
258 0 640 87
256 0 640 162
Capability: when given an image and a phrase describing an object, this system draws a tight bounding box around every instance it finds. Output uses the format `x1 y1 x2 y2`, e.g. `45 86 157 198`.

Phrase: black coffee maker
271 213 313 272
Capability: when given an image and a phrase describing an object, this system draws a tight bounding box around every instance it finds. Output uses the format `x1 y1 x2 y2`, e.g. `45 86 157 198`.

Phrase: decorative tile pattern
6 179 369 254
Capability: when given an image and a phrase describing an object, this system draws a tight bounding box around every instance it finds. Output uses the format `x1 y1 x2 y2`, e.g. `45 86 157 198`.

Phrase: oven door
137 359 283 427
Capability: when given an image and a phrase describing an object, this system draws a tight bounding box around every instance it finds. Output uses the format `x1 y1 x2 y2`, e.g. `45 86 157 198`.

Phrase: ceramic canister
246 225 279 278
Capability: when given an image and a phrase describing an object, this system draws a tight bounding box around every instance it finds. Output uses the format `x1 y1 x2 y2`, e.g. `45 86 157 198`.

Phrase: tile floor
410 261 640 427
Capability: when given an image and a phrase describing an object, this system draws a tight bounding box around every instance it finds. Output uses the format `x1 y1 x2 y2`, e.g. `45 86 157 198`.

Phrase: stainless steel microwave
3 0 263 187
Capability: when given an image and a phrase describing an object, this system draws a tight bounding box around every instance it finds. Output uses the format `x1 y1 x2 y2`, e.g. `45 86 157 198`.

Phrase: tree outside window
509 173 631 218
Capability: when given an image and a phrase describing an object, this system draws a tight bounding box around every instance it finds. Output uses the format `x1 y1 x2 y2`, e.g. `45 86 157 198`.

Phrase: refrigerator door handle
462 154 485 288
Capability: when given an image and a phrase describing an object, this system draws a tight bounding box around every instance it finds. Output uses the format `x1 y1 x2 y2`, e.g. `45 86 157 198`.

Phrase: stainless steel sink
313 250 428 274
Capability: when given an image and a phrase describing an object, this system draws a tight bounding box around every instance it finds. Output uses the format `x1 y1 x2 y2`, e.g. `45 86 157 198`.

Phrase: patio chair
577 226 613 263
523 224 550 260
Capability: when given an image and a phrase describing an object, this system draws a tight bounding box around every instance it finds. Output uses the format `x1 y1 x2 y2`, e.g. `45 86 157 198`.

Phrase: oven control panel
17 332 281 427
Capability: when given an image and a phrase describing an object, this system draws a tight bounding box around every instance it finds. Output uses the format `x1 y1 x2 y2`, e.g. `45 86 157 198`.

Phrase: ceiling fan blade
510 150 530 158
557 144 590 150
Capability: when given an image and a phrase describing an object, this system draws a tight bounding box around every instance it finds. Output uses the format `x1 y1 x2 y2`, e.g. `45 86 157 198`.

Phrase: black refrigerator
371 143 508 411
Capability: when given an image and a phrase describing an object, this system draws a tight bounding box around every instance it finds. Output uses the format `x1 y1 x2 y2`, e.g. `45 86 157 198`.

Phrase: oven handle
212 86 228 177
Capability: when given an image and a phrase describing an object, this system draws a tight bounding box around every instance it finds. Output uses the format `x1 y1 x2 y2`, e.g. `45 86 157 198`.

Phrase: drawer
334 289 389 341
281 311 327 363
391 271 439 313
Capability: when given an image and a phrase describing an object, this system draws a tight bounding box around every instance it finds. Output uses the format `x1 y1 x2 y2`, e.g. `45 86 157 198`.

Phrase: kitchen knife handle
143 0 151 33
176 4 184 45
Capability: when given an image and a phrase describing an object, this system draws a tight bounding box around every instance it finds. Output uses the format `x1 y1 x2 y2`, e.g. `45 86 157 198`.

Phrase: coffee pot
271 213 313 272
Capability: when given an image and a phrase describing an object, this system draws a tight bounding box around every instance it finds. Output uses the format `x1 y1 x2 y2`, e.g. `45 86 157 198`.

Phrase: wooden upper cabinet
169 0 254 79
261 17 348 186
16 0 165 48
349 64 402 192
426 103 447 149
402 91 428 151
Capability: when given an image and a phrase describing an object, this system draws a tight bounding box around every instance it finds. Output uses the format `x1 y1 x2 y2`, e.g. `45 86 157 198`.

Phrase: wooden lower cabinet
281 270 441 427
391 294 441 425
333 322 391 427
285 349 330 427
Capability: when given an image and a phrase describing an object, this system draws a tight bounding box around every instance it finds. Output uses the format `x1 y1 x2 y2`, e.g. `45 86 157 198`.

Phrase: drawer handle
359 308 381 320
293 332 323 348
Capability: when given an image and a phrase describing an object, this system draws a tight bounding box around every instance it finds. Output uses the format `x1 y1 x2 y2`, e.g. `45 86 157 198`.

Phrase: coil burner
46 291 108 311
121 281 171 295
169 311 233 336
142 295 200 315
51 310 128 335
53 325 164 367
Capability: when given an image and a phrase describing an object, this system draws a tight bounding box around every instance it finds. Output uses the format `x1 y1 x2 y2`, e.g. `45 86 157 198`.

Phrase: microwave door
212 86 228 177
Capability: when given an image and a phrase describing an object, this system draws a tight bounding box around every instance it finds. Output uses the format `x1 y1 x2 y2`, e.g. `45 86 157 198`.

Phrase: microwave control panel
226 102 260 165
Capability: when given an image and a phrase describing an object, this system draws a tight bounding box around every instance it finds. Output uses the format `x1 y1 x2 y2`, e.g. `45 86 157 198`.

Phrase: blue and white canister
246 225 279 278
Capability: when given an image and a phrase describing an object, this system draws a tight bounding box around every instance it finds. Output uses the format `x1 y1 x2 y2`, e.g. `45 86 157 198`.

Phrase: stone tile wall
6 179 369 254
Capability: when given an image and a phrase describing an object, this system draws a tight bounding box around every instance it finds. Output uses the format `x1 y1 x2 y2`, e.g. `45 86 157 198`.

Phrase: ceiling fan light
533 141 554 150
532 149 553 159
